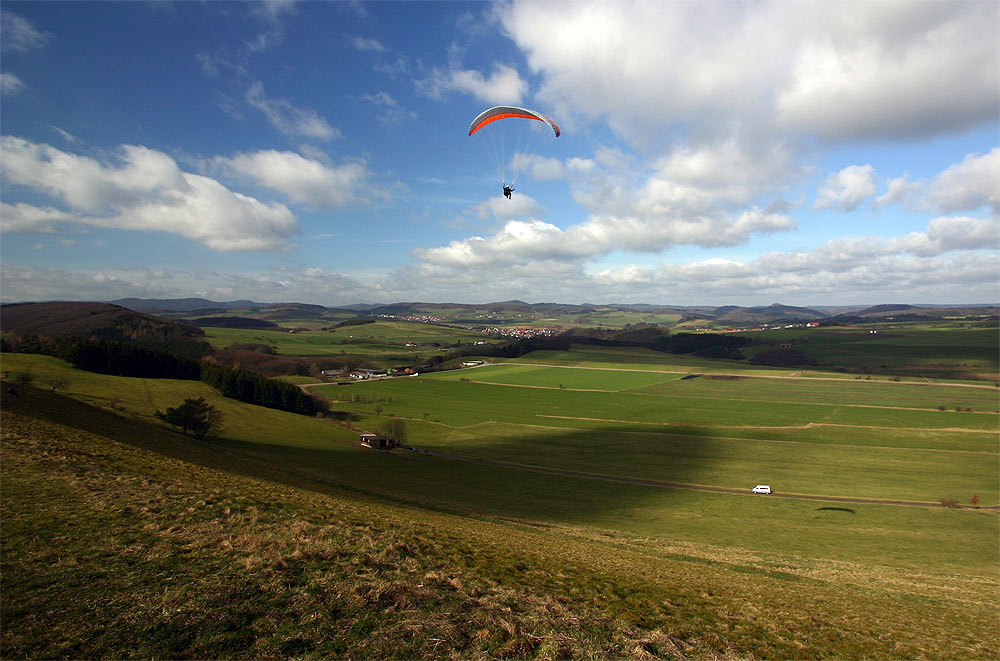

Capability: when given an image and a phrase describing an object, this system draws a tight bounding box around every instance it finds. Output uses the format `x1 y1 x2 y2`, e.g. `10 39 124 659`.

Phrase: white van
752 485 772 494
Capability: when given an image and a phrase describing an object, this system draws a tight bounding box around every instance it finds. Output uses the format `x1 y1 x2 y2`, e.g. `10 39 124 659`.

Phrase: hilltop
0 302 210 355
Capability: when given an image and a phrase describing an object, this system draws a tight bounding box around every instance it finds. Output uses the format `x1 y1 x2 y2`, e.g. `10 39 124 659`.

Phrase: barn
360 433 390 450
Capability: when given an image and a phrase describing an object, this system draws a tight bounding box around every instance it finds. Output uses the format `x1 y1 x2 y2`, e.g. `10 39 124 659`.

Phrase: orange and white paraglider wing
468 106 561 137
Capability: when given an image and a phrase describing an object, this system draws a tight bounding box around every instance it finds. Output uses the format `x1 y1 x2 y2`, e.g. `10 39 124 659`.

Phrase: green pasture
739 326 999 381
324 374 998 498
201 320 495 366
445 362 1000 413
4 352 997 579
331 372 998 434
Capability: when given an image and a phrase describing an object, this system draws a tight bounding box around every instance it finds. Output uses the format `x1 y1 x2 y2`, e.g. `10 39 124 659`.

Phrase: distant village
375 312 558 339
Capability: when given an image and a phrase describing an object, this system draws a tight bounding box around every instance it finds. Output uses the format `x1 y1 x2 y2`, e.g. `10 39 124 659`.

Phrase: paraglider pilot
503 184 514 199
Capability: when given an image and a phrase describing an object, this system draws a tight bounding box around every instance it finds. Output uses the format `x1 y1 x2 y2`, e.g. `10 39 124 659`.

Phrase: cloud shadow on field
199 421 725 528
5 381 726 528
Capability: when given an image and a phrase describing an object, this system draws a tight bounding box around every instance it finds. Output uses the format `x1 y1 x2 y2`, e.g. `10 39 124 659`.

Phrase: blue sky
1 0 997 307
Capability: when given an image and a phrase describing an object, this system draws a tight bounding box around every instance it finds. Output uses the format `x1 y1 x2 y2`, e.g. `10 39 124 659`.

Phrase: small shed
360 433 390 450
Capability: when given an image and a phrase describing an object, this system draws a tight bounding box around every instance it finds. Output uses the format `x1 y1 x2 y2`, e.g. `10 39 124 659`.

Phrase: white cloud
892 216 1000 256
466 192 546 222
1 137 187 212
416 198 794 268
215 149 375 209
517 155 566 181
874 175 919 210
50 126 81 144
246 0 298 52
814 165 877 211
1 11 50 52
245 81 340 140
0 72 25 94
499 0 998 148
0 137 298 251
0 262 375 305
352 36 386 53
421 63 527 104
776 2 999 140
927 148 1000 213
0 202 75 233
414 219 588 266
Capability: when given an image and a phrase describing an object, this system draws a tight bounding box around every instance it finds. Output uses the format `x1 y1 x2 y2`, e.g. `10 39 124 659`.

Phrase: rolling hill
0 302 210 355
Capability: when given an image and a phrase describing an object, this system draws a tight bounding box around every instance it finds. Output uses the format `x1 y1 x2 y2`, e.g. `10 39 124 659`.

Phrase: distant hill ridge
78 297 1000 324
1 302 210 355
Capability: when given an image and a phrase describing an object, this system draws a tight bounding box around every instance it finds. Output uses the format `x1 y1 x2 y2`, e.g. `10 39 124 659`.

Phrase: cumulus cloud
1 10 50 52
776 2 999 141
415 198 795 268
465 192 546 222
215 149 376 209
873 175 919 210
500 0 998 148
892 216 1000 256
927 148 1000 213
814 164 877 211
0 137 298 251
421 63 527 104
414 219 584 266
0 202 76 233
246 81 340 140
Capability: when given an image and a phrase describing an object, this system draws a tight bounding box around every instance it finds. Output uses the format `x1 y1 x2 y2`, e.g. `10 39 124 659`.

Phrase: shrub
939 496 960 508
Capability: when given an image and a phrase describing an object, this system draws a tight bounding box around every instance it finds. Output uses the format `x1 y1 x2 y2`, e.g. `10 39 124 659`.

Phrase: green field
737 325 999 381
3 345 998 658
201 320 497 367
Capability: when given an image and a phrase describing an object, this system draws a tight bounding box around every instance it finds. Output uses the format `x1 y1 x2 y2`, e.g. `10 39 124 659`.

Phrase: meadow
3 332 998 657
736 324 999 382
200 320 496 366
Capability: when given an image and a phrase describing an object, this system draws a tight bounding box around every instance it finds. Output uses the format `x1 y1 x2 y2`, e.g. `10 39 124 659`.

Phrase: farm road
411 448 998 510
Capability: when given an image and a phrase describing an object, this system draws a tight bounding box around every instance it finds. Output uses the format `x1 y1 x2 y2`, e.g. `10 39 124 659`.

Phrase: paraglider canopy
468 106 561 137
468 105 560 188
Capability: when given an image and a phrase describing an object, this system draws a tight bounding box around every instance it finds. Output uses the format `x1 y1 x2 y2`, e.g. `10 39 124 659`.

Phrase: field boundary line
536 414 995 437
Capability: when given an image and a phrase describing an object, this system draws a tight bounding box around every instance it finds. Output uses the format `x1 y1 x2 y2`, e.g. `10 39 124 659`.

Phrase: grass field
200 321 497 367
6 397 995 659
2 344 998 658
737 325 999 382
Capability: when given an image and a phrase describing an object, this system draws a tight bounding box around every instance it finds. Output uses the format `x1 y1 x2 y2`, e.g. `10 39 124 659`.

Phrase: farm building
350 369 389 379
360 433 391 450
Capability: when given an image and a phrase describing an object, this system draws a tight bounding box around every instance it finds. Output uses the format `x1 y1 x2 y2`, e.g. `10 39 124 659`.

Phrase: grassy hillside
3 383 998 659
